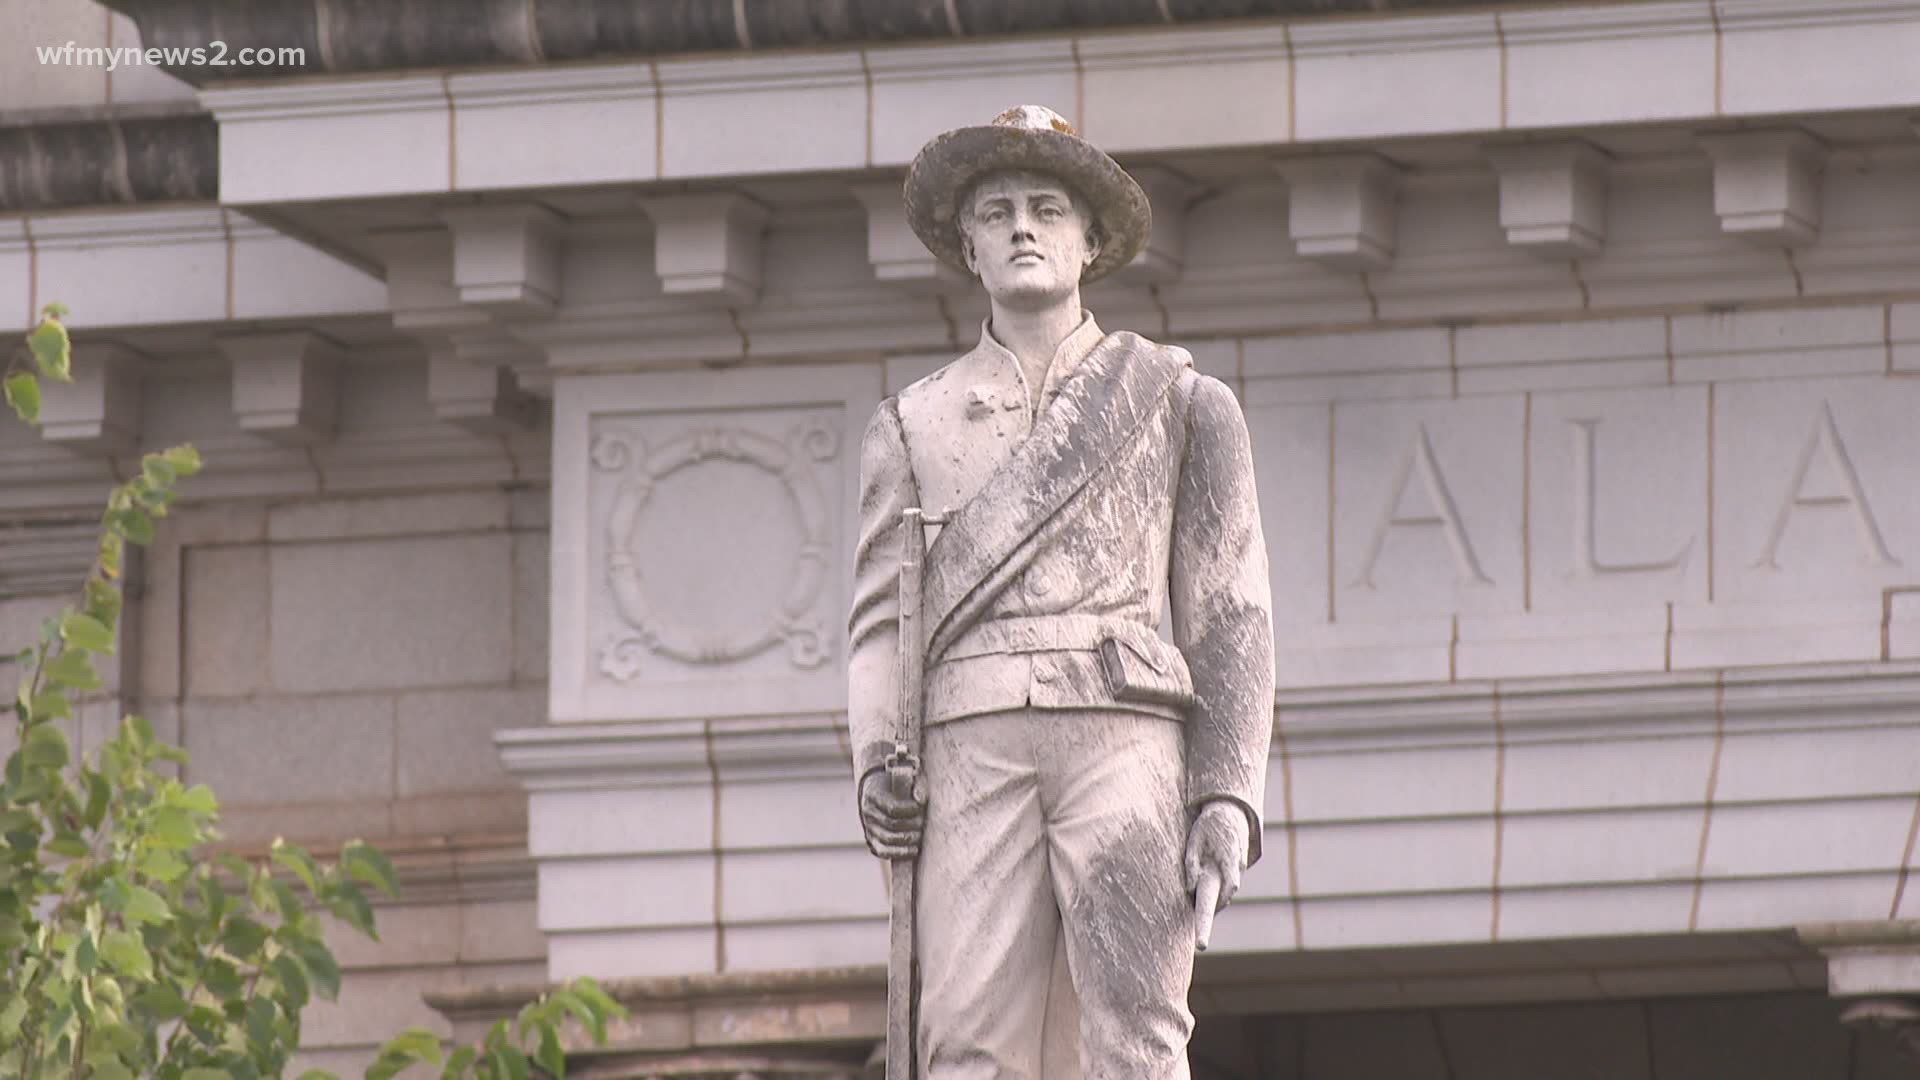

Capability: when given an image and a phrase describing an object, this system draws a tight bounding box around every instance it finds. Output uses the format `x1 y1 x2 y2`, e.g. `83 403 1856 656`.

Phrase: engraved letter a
1752 400 1898 570
1352 424 1493 589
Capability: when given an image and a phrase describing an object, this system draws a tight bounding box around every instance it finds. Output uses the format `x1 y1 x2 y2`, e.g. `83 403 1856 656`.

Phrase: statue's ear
960 230 979 275
1083 222 1104 269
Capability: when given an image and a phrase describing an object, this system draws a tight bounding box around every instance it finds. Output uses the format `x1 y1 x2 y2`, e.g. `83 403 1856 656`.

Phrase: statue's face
959 171 1100 310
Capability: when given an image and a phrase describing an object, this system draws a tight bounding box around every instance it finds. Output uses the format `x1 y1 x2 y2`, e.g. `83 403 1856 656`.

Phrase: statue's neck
989 297 1085 409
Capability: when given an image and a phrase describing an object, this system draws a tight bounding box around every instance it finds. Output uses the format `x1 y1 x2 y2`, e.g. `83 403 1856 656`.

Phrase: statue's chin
982 277 1077 313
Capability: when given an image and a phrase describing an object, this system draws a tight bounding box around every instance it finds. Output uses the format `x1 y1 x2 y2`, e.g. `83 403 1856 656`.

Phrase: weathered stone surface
268 534 514 693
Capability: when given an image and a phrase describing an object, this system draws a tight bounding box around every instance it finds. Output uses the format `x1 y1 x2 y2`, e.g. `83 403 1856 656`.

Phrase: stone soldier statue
846 106 1275 1080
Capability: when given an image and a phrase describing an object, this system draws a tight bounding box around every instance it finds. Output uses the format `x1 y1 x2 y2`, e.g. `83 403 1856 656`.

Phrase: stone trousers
916 708 1196 1080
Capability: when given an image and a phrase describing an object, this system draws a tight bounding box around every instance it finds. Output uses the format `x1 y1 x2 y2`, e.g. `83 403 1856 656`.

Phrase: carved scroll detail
594 421 838 680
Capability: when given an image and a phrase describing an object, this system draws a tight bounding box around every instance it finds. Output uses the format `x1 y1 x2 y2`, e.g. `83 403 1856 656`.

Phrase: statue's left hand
1182 800 1251 912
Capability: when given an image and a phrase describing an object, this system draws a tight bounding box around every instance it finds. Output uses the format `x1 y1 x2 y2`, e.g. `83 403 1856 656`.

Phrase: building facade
4 0 1920 1074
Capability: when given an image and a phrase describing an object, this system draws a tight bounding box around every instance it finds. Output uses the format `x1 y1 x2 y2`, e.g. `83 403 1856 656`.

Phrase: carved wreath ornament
590 419 838 681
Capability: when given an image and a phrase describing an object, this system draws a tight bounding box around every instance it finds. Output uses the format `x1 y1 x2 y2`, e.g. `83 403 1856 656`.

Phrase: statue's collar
976 311 1105 409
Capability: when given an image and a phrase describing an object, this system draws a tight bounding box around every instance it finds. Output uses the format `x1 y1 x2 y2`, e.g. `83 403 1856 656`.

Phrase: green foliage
2 310 631 1077
365 979 628 1080
1 306 384 1077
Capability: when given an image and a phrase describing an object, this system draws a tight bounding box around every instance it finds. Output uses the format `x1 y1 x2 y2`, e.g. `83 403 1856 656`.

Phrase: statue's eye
1038 206 1062 221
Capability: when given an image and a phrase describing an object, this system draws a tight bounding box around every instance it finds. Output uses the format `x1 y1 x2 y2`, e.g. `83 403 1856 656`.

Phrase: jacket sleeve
847 398 921 784
1170 374 1276 866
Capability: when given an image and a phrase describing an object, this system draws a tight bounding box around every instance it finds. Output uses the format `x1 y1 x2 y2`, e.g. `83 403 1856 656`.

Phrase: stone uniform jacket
846 316 1276 860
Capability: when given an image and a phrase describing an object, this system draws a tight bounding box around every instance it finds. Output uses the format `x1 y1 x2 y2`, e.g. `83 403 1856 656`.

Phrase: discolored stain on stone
0 114 217 212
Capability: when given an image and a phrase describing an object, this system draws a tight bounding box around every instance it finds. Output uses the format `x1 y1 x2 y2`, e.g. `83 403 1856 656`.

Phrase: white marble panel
548 926 717 979
1711 376 1920 606
1529 386 1710 614
1331 396 1526 622
1455 609 1671 680
1494 882 1695 940
1501 3 1717 128
451 67 659 189
0 222 30 334
1713 725 1920 803
1203 897 1298 953
551 363 880 722
866 40 1077 167
1669 599 1884 670
1501 734 1717 813
724 920 886 973
1286 745 1496 824
207 79 451 203
1244 401 1330 632
1299 892 1493 949
1692 873 1898 931
1498 808 1703 888
717 776 864 851
1670 305 1887 384
1701 797 1915 878
1291 15 1503 141
720 848 887 923
33 210 228 328
1077 25 1290 153
1720 2 1920 116
1292 818 1496 897
537 854 714 931
528 784 714 858
1275 618 1455 689
658 55 866 178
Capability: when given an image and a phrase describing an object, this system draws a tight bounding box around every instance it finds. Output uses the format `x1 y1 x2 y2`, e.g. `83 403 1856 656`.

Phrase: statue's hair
954 168 1107 271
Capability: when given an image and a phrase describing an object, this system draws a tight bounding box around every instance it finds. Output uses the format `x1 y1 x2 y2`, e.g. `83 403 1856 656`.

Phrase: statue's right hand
859 765 926 861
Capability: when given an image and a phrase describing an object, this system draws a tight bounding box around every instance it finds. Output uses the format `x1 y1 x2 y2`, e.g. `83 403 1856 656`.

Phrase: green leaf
271 839 320 895
59 611 115 654
134 984 188 1020
342 840 400 899
98 929 152 979
47 831 89 858
270 951 310 1009
27 314 71 381
83 770 111 828
121 884 170 926
29 690 71 723
0 990 27 1039
97 532 122 579
3 372 39 424
139 848 188 882
149 806 198 850
368 1026 443 1080
24 723 70 770
219 915 269 958
443 1046 479 1076
324 883 378 941
289 936 342 1001
141 456 177 488
44 649 101 691
183 1069 231 1080
90 1059 135 1080
106 508 154 546
295 1072 341 1080
177 782 218 815
535 1023 565 1077
82 577 122 627
160 444 203 477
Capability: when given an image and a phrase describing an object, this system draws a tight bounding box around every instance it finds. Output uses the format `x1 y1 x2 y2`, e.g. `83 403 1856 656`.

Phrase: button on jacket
846 315 1276 857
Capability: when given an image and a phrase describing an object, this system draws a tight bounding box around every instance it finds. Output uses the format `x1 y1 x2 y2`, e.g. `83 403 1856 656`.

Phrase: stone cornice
0 111 215 213
109 0 1582 85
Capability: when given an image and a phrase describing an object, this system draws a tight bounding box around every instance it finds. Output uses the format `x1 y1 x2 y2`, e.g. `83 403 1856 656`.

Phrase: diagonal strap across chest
919 331 1189 663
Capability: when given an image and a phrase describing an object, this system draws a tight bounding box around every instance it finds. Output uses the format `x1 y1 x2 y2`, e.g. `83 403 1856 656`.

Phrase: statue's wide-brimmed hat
904 105 1150 284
